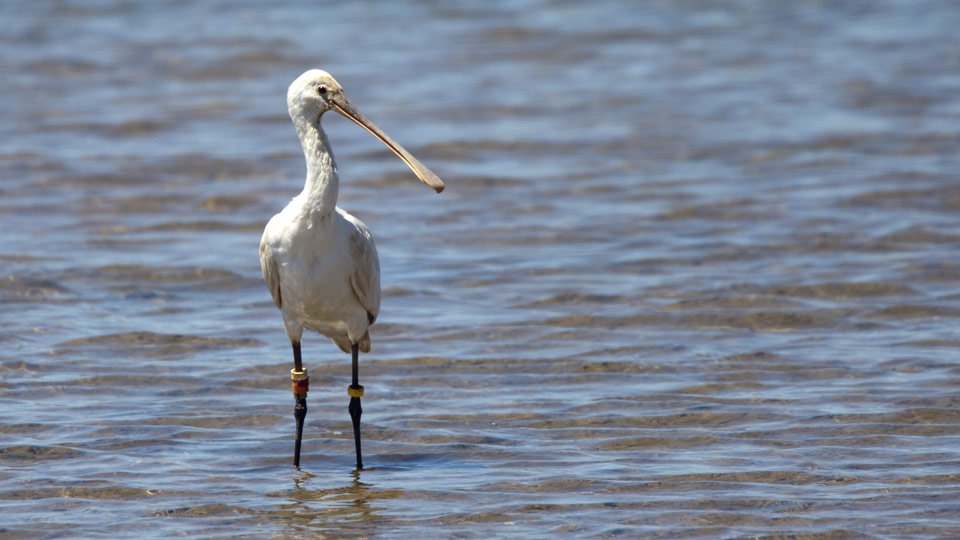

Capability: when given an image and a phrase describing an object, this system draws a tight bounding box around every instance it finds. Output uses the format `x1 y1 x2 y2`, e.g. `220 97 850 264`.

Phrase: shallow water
3 1 960 538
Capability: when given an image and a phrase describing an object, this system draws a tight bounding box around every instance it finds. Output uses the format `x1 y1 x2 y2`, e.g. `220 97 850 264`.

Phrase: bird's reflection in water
277 468 391 535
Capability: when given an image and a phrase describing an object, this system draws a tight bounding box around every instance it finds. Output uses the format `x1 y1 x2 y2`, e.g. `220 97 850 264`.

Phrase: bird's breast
266 211 369 316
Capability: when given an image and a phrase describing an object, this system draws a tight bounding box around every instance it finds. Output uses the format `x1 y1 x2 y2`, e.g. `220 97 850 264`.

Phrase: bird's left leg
348 342 363 470
291 341 308 467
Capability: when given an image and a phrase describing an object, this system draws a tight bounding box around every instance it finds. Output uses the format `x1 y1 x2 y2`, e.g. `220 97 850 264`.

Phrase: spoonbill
259 69 444 468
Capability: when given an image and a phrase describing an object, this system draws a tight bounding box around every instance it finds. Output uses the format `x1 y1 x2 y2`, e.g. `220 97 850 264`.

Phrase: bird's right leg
348 343 363 470
291 341 308 467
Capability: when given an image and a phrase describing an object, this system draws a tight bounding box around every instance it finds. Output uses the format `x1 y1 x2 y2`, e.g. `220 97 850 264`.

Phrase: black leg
348 343 363 470
291 341 308 467
294 396 307 467
293 341 303 372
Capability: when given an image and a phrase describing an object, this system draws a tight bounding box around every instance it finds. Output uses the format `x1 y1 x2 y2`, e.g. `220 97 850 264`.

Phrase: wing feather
347 220 381 327
259 237 282 309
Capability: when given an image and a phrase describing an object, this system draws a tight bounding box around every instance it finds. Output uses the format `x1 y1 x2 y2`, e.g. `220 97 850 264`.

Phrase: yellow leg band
348 385 364 397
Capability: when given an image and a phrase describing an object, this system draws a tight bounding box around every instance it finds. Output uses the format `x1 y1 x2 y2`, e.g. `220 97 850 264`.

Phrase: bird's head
287 69 445 193
287 69 343 118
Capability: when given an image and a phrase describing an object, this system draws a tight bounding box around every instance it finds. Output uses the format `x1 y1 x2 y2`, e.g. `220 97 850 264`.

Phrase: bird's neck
294 114 339 216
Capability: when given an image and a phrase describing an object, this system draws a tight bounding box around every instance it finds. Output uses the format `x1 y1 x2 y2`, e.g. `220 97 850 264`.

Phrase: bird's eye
317 85 328 95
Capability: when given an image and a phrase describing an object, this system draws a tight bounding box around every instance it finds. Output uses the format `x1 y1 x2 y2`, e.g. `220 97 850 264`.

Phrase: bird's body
260 69 444 469
260 166 380 354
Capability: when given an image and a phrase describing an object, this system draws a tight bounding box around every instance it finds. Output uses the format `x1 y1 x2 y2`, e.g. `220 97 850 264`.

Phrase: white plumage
260 69 443 355
259 69 444 468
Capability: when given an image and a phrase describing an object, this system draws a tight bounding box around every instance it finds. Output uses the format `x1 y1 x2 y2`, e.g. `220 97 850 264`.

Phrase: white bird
259 69 444 469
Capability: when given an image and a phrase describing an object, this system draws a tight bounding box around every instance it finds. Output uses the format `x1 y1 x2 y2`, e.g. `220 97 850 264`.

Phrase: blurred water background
2 1 960 538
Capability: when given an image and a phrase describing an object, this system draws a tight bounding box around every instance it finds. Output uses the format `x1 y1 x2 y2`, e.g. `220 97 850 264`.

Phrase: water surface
3 1 960 538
